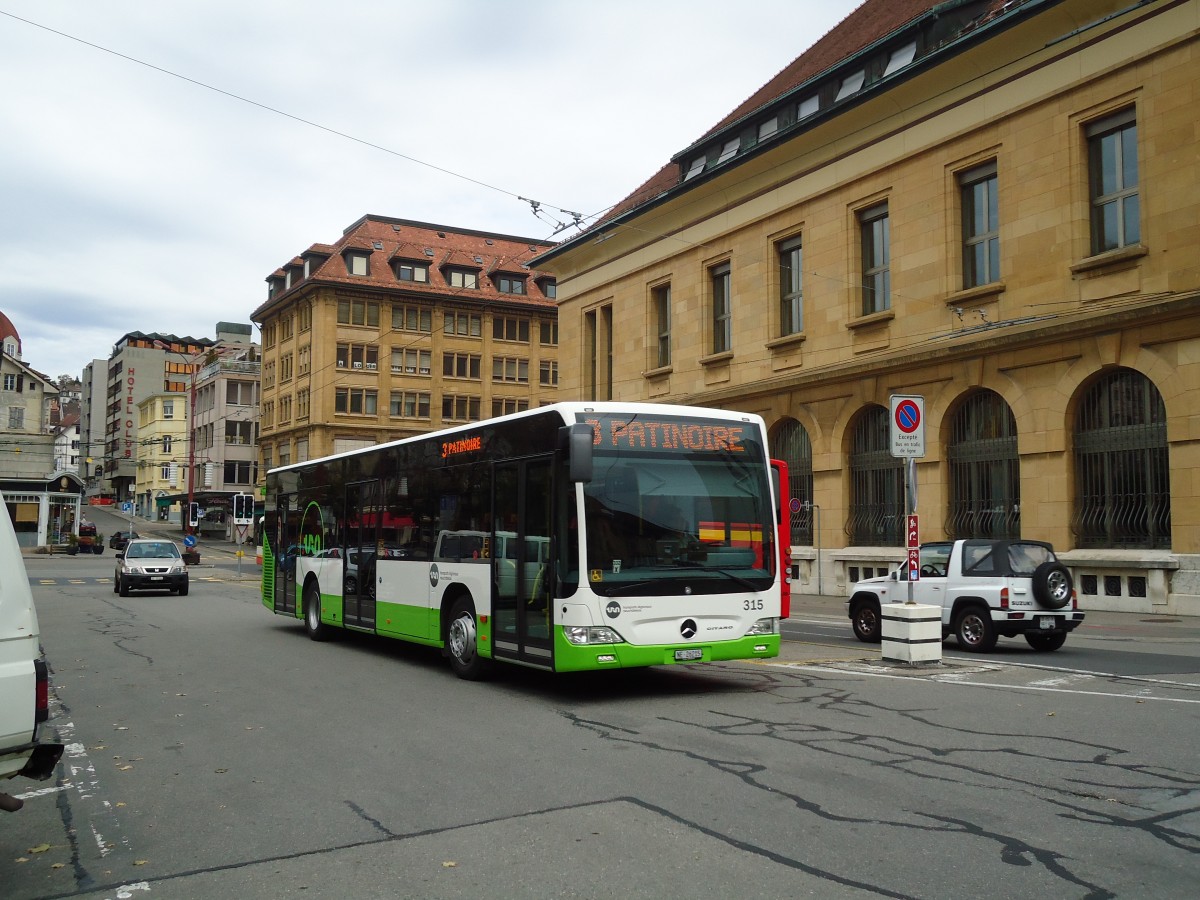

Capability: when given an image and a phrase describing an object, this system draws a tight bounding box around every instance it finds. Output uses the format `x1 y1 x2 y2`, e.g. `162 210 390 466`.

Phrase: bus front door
491 456 554 668
275 494 298 615
344 480 380 630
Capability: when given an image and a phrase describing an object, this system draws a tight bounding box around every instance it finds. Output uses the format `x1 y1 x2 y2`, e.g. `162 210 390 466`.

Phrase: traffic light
232 493 251 523
188 502 200 528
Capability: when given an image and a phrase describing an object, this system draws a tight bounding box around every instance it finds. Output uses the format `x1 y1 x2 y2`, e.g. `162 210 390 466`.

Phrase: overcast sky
0 1 860 383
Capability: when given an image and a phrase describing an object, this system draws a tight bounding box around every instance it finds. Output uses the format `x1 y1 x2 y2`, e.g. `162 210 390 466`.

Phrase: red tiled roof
590 0 1019 230
253 216 559 320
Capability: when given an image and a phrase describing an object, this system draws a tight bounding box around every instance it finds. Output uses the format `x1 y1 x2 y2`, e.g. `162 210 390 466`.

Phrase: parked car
847 539 1083 652
114 539 189 596
1 489 64 813
108 530 140 550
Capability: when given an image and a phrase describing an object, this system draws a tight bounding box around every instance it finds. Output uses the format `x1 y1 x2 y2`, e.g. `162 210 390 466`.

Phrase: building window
652 283 671 367
442 395 481 422
496 275 526 295
446 269 479 289
393 261 429 283
390 391 430 418
298 303 312 332
280 315 294 341
336 343 379 371
758 117 778 142
1087 108 1139 254
2 374 14 391
225 421 254 446
393 305 432 333
443 352 481 380
224 461 257 485
345 252 370 276
391 348 431 375
960 162 999 288
492 357 529 384
540 280 556 299
493 316 530 343
797 95 818 120
683 156 706 180
859 203 890 314
161 435 173 455
1073 368 1169 549
584 305 612 401
778 237 803 336
947 390 1019 540
539 321 558 346
492 398 529 417
770 419 814 546
710 263 732 354
280 352 293 381
297 388 309 420
540 360 558 387
263 323 276 349
163 400 175 420
337 299 379 327
847 406 904 545
297 346 310 377
444 312 481 337
335 388 378 415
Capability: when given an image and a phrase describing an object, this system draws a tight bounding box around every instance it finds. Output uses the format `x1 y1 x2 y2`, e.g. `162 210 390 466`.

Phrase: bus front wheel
447 597 488 680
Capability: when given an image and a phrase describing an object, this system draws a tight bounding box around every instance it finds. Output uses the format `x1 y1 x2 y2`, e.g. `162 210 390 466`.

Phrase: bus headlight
564 626 622 645
745 617 778 636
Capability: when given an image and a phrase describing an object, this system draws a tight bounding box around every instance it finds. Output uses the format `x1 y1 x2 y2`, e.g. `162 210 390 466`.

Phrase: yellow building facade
252 216 560 472
536 0 1200 612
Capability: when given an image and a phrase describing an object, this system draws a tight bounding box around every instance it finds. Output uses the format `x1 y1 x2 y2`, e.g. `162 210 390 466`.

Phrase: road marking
798 663 1200 703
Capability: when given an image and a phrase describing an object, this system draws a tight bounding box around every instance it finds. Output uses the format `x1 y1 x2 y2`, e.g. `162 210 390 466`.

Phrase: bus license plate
1038 616 1057 630
674 648 703 661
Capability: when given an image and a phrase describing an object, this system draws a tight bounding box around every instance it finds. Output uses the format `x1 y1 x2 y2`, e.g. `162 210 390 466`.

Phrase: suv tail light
999 587 1009 610
34 659 50 725
1071 590 1078 611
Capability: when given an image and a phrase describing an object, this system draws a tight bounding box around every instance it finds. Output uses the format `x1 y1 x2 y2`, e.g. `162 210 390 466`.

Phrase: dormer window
835 69 865 101
683 156 706 180
284 270 293 290
496 275 526 295
446 268 479 289
393 260 430 283
798 95 819 119
538 278 556 299
885 41 916 76
758 117 779 142
345 251 370 276
716 138 740 165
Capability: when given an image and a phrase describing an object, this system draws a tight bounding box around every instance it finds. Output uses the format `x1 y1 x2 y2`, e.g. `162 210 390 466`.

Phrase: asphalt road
4 550 1198 899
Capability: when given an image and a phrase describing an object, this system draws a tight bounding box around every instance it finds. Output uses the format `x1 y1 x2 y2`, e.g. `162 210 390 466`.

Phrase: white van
0 489 63 813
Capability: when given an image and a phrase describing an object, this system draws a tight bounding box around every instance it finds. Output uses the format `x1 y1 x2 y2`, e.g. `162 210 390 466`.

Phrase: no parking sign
889 395 925 458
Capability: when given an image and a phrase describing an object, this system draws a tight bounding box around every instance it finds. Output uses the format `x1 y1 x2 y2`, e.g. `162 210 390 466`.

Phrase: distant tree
56 374 80 389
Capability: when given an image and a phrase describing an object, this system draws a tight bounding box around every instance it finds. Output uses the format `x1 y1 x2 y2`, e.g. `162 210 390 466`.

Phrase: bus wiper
708 568 766 592
601 580 659 596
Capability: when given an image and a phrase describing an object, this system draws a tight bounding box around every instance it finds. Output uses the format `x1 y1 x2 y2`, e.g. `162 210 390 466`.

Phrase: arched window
946 390 1020 539
770 418 814 545
1073 368 1170 549
847 406 903 545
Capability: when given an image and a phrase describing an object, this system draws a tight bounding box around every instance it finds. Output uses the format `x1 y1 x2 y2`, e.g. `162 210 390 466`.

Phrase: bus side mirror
560 424 594 483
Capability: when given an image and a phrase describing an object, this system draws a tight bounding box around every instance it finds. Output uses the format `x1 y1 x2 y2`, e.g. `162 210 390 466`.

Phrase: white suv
848 539 1084 652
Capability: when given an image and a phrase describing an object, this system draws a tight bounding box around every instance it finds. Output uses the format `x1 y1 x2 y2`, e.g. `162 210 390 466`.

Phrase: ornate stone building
534 0 1200 613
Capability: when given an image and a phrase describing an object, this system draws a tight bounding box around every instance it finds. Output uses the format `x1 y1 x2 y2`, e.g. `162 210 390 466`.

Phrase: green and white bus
261 402 784 678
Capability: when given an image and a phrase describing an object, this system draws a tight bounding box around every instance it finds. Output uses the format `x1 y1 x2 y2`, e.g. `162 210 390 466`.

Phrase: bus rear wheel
447 597 488 680
304 582 331 642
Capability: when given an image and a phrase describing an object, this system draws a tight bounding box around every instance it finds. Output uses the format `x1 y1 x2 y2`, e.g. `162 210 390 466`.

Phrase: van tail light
999 587 1009 610
1071 590 1078 611
34 659 50 725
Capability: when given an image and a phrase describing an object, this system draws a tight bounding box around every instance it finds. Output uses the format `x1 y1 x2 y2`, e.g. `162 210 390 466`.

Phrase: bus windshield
581 415 774 597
